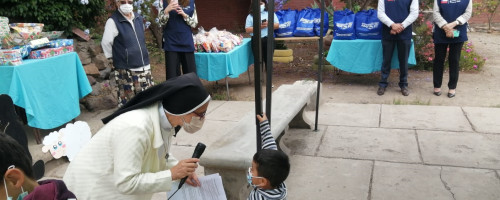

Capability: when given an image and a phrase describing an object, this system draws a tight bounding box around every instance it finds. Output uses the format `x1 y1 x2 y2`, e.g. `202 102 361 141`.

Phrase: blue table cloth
0 52 92 129
326 39 417 74
195 38 254 81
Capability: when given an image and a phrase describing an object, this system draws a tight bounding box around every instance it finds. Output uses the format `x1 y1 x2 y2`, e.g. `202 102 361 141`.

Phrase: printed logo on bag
361 22 380 29
296 27 313 31
336 22 353 29
300 18 314 24
441 0 448 3
279 21 292 28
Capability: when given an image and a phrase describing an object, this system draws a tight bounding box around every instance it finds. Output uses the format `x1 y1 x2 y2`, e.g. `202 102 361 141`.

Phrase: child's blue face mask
3 165 28 200
247 167 264 188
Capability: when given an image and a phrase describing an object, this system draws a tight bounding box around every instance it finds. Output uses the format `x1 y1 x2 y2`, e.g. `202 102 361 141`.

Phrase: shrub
0 0 105 34
458 41 486 71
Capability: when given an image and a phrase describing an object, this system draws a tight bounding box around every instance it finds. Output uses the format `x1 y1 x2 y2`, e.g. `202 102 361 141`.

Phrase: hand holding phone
453 30 460 38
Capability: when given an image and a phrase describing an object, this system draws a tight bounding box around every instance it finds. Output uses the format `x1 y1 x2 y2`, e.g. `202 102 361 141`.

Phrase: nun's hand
185 173 201 187
170 158 199 180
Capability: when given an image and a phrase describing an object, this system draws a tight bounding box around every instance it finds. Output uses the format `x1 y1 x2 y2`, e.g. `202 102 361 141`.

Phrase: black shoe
447 93 455 98
433 91 442 96
377 87 386 96
401 87 410 96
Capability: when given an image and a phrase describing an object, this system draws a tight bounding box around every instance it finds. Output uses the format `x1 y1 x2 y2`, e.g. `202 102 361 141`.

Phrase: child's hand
256 114 268 122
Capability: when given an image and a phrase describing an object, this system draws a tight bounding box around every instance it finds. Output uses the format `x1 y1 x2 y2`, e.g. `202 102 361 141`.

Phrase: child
0 133 76 200
247 114 290 200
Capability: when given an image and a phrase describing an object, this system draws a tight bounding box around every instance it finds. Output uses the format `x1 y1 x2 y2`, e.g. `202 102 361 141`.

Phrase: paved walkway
34 100 500 200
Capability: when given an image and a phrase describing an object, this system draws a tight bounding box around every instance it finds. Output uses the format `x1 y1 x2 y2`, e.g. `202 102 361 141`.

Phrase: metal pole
314 0 325 131
266 0 274 126
253 0 263 151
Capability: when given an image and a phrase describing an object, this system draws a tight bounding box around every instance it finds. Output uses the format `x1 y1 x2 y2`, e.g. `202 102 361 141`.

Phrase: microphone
178 142 206 189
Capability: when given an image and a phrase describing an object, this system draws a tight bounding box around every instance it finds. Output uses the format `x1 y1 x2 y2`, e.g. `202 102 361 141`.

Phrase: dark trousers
165 51 196 80
251 36 273 70
433 42 464 90
379 39 412 88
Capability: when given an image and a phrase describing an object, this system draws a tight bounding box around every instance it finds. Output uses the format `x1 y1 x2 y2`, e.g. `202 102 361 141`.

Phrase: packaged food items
194 27 243 53
29 45 73 59
0 49 23 66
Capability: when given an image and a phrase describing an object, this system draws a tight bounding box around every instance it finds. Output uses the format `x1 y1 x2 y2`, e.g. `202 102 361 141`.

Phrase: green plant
457 41 486 71
473 0 500 32
0 0 105 34
393 98 431 105
413 13 435 70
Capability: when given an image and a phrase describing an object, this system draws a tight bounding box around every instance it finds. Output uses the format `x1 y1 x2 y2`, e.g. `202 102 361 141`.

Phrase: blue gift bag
333 9 356 40
293 8 315 37
313 8 329 36
275 9 298 37
355 9 382 39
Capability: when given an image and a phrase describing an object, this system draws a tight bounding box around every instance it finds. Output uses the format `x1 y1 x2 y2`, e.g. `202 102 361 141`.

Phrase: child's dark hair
253 149 290 188
0 133 34 181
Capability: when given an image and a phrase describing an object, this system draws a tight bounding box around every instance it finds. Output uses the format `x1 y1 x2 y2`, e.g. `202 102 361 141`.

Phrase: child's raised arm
257 114 278 150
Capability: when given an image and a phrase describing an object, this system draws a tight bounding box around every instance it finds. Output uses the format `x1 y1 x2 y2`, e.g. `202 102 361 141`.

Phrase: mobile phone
262 19 267 23
453 30 460 37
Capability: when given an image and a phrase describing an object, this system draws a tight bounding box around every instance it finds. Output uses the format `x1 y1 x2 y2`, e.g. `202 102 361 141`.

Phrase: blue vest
433 0 469 43
382 0 413 40
162 0 195 52
110 11 150 69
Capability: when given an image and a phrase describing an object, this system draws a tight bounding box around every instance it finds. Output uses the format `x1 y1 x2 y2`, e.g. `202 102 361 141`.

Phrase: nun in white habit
63 73 211 200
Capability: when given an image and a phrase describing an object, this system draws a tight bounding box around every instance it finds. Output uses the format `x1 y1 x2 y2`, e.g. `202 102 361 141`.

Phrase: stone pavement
32 101 500 200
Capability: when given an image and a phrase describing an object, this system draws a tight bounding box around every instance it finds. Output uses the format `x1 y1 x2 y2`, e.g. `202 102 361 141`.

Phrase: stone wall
74 39 118 111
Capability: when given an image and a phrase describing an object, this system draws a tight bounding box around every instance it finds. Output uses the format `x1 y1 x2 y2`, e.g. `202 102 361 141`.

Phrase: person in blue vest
432 0 472 98
102 0 153 107
377 0 419 96
245 0 279 71
159 0 198 80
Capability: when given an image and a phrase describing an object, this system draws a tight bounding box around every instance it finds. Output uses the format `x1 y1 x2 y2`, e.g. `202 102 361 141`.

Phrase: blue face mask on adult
260 4 265 12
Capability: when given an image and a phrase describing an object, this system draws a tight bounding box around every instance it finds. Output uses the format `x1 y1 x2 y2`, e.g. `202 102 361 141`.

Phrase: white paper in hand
167 173 227 200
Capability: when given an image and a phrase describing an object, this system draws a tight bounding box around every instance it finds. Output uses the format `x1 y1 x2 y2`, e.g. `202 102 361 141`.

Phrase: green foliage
413 13 435 70
0 0 105 33
458 41 486 71
473 0 500 31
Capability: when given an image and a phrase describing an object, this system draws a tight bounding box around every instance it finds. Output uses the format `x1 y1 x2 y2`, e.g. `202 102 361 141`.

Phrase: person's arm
456 0 473 25
401 0 419 29
159 0 179 26
433 0 448 28
112 125 174 194
257 115 278 150
377 0 395 28
101 18 119 59
245 14 254 33
181 5 198 28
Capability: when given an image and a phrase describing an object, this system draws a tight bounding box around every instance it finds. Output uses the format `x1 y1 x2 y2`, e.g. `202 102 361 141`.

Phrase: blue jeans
379 39 412 88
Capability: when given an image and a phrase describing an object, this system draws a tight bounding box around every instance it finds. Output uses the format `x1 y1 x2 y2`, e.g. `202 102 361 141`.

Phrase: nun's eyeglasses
193 111 206 120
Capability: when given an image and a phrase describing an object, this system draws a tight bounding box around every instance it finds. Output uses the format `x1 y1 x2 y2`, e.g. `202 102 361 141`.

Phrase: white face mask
260 4 265 12
181 115 205 133
120 4 134 14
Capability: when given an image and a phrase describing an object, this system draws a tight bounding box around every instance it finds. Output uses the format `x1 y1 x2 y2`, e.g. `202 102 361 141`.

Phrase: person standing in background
159 0 198 80
245 0 279 71
432 0 472 98
376 0 418 96
102 0 154 107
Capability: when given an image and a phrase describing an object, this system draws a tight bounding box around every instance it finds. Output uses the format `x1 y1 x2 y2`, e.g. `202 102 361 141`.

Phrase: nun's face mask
181 111 206 133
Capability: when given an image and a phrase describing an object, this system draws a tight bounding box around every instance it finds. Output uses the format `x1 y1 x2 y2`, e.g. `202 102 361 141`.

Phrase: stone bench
200 80 319 200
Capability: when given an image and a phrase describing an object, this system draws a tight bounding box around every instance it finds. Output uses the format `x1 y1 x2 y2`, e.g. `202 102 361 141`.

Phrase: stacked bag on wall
275 8 328 37
333 8 382 40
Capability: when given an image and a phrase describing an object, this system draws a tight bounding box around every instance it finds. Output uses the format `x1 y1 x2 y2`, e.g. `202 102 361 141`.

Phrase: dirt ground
152 31 500 108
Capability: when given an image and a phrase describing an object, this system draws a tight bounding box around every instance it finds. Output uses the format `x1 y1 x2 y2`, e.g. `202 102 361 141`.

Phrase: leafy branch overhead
0 0 105 33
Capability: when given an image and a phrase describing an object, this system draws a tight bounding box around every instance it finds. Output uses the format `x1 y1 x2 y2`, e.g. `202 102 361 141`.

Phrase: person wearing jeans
432 0 472 98
377 0 418 96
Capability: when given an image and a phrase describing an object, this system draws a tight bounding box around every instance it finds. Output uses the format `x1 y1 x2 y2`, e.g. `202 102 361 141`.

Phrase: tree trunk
149 23 163 49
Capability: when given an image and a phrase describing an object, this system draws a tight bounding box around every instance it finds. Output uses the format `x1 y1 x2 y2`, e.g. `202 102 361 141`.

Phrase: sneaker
401 87 410 96
377 87 386 96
